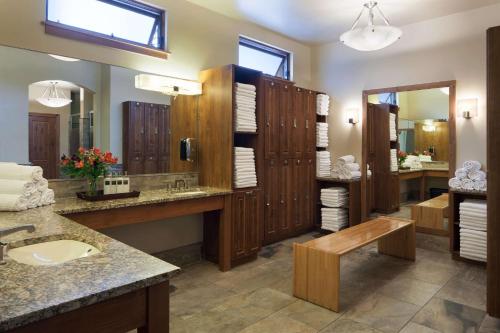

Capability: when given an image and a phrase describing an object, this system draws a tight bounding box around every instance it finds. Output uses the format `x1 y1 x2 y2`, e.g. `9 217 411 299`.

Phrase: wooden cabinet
279 83 293 159
231 189 262 261
279 159 292 235
292 87 306 158
123 101 170 175
264 159 280 242
264 78 280 159
304 90 316 158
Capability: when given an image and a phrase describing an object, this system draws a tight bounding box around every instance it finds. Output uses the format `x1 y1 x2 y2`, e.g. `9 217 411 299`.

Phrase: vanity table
399 168 449 201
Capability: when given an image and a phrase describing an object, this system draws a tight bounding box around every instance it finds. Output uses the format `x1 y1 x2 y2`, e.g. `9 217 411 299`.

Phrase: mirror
0 45 199 179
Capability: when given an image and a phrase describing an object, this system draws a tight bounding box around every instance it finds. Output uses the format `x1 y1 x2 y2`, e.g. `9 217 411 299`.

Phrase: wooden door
245 189 261 254
304 90 316 158
292 159 305 230
28 113 59 179
231 191 246 259
279 159 292 235
158 104 170 173
279 82 293 159
292 88 305 158
264 79 280 159
124 102 145 175
264 159 280 243
144 103 159 174
303 158 315 228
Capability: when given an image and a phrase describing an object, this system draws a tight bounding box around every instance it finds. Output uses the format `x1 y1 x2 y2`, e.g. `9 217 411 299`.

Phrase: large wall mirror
0 45 199 179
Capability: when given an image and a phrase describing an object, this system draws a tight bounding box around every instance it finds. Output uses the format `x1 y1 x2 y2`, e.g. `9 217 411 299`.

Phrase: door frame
29 112 60 179
361 80 457 220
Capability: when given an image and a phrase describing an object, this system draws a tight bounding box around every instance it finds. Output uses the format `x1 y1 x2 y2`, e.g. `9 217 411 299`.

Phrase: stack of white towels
390 149 398 172
0 163 55 212
389 113 397 141
316 94 330 116
316 122 329 148
331 155 362 180
317 151 332 177
321 187 348 208
234 147 257 188
459 199 487 262
234 83 257 132
321 208 348 232
448 160 487 192
402 155 423 170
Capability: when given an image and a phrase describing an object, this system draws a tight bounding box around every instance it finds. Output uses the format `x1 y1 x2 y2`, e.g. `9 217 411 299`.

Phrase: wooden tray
76 190 140 202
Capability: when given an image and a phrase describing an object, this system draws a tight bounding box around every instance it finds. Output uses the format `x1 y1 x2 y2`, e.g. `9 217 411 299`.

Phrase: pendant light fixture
340 1 402 51
36 81 72 108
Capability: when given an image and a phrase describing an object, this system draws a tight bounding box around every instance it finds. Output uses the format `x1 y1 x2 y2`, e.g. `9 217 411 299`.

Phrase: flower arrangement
398 150 407 166
61 147 118 196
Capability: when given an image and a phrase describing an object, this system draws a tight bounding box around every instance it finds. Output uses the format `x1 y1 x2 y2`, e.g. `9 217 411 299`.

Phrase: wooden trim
139 281 170 333
361 80 457 220
44 21 168 59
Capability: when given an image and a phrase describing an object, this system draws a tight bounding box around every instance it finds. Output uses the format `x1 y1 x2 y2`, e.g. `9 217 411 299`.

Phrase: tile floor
168 205 498 333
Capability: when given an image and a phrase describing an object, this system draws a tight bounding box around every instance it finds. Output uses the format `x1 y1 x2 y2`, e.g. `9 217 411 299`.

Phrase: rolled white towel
344 163 360 171
461 178 474 191
27 191 41 209
463 160 482 172
337 155 355 165
473 180 487 191
0 164 43 181
39 189 55 206
468 170 486 182
35 178 49 192
448 177 462 189
0 194 28 211
0 179 37 197
455 168 468 180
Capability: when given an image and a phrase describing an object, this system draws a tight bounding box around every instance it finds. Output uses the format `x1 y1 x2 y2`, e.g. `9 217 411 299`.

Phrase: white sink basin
8 240 100 266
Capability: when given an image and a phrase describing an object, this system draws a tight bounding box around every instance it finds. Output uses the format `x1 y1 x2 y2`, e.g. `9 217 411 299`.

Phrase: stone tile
214 264 287 293
269 277 294 296
399 258 458 286
480 315 500 333
343 293 420 333
319 318 383 333
412 298 486 333
377 277 441 306
416 232 450 253
274 300 341 330
238 315 317 333
436 276 487 310
399 322 441 333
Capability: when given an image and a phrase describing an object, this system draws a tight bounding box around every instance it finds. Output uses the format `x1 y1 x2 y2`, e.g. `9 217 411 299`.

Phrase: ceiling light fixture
135 74 202 97
48 54 80 62
340 1 402 52
36 82 72 108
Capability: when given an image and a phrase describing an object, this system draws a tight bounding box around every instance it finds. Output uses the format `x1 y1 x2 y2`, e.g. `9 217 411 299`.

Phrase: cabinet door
390 174 400 211
292 159 305 230
292 88 305 158
158 104 170 173
264 159 280 243
264 79 280 159
144 103 159 174
245 190 261 254
304 90 316 158
231 191 246 259
279 83 293 159
303 158 315 228
279 159 292 235
126 102 145 175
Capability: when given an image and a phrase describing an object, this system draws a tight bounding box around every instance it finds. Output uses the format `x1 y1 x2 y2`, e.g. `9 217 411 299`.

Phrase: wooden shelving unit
449 189 487 265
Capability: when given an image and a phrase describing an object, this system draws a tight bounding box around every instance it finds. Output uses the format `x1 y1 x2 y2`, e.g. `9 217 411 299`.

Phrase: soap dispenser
118 171 130 193
103 173 114 195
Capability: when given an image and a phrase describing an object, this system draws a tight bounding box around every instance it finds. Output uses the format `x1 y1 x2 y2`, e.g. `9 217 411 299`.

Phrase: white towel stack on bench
331 155 362 180
235 83 257 132
321 208 348 232
321 187 348 208
316 122 329 148
390 149 398 172
390 113 397 141
459 199 487 262
449 160 487 191
316 94 330 116
317 151 331 177
234 147 257 188
0 163 55 211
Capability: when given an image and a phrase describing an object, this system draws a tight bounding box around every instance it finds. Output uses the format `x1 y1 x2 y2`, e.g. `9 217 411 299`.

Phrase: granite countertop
54 186 233 215
0 186 230 331
398 168 449 174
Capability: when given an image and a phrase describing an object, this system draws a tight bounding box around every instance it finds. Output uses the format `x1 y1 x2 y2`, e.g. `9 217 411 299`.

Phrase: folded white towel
463 160 482 172
337 155 355 165
0 194 29 211
344 163 360 171
26 191 41 209
0 179 37 197
0 164 43 181
35 178 49 192
468 170 486 182
236 82 256 91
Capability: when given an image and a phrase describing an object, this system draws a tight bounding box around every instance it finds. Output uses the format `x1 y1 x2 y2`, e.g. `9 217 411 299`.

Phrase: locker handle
280 200 284 204
140 128 144 134
306 120 309 129
246 191 252 195
293 118 297 128
266 202 270 207
154 127 158 135
135 157 139 161
280 119 284 127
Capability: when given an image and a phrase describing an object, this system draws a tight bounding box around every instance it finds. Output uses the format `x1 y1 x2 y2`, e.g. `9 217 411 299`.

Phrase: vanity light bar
135 74 202 96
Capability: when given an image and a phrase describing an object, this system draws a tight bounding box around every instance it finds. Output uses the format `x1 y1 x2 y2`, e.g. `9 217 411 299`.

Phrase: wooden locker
231 191 246 259
123 101 145 175
304 90 316 158
158 104 170 173
264 159 280 243
303 158 315 228
144 103 159 174
245 189 261 254
279 82 293 159
292 87 306 158
279 159 292 235
264 78 280 159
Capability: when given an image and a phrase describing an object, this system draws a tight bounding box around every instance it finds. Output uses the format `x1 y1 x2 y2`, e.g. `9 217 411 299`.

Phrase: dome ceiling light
340 1 402 52
36 81 72 108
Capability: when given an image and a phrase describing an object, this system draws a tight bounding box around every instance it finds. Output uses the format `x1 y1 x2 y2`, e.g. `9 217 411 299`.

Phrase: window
239 37 291 80
45 0 166 58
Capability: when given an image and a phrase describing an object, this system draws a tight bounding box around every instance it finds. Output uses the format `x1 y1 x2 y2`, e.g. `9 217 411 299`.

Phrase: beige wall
312 4 500 169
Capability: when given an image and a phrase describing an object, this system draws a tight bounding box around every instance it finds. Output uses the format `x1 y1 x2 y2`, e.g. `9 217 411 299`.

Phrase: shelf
234 131 259 135
452 251 486 266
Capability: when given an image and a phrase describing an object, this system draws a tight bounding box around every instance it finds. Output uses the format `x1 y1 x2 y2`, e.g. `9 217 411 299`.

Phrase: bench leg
378 223 416 261
306 248 341 312
293 243 309 300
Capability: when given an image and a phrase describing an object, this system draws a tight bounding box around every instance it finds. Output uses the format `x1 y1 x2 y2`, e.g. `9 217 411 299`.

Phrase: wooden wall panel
414 122 449 161
170 95 199 173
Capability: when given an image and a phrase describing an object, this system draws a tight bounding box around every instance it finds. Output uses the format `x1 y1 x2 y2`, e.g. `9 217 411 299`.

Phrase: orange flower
75 161 84 169
93 147 101 155
78 147 85 154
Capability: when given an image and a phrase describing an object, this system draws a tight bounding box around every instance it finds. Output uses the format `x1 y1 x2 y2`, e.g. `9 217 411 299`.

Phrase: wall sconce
347 108 359 125
422 120 436 132
458 98 478 119
135 74 202 97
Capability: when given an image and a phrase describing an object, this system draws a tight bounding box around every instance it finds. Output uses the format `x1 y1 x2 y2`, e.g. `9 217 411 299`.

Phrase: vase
87 177 98 196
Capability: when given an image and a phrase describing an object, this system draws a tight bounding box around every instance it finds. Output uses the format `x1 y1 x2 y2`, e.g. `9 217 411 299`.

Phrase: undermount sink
8 240 101 266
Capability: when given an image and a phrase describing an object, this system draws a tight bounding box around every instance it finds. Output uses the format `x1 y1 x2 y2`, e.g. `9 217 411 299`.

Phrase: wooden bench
293 217 415 312
411 193 449 236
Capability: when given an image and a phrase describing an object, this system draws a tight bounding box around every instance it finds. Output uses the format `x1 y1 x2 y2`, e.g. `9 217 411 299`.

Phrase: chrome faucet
0 224 35 265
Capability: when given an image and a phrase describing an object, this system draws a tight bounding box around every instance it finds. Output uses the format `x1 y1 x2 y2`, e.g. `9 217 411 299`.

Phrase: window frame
44 0 168 59
239 36 291 80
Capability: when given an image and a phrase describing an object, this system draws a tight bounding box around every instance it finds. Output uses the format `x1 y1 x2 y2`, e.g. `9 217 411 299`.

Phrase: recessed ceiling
185 0 500 43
